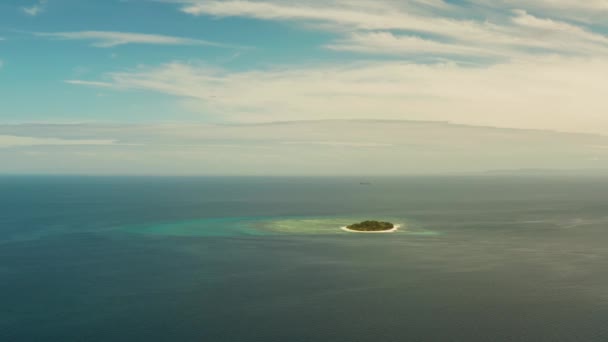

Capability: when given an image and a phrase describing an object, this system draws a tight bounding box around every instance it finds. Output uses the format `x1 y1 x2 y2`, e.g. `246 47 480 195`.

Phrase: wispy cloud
22 0 47 16
48 1 608 137
72 0 599 135
174 0 509 45
2 121 608 175
65 80 117 88
67 56 608 134
469 0 608 23
282 140 393 148
35 31 242 48
0 135 115 148
325 32 501 58
166 1 608 60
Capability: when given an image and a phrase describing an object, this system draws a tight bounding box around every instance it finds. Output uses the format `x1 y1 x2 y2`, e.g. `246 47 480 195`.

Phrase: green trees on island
346 220 394 231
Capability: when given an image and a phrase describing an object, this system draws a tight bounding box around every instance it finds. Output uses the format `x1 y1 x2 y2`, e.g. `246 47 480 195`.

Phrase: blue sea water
2 176 608 341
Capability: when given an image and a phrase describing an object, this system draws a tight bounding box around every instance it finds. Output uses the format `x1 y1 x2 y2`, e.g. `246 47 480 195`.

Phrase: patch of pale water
114 216 441 237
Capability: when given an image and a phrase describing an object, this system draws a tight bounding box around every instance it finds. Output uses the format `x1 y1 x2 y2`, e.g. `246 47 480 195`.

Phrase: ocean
2 176 608 341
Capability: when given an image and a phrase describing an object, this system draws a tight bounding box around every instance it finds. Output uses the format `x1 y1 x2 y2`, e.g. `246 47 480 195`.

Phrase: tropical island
341 220 399 233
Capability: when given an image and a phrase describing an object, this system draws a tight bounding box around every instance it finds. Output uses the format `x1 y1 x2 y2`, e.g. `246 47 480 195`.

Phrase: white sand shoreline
340 224 401 233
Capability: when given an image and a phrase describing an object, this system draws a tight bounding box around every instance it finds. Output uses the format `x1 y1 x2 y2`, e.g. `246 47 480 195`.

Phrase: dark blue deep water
3 176 608 341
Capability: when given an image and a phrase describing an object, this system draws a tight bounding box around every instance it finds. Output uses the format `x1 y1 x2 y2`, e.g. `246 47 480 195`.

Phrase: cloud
469 0 608 23
68 56 608 134
508 0 608 12
166 1 608 59
75 1 599 136
325 32 501 58
282 140 393 148
2 121 608 175
35 31 242 48
509 10 608 55
65 80 116 88
22 0 47 16
0 135 115 148
174 0 508 45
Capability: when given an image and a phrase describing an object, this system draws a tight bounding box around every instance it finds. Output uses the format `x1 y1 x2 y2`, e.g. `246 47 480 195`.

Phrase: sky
2 0 608 175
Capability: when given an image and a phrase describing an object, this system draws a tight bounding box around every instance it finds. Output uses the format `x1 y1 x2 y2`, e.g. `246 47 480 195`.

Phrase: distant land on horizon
484 168 608 176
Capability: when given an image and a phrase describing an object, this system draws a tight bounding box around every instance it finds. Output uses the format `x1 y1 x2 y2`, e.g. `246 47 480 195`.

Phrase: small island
341 220 399 233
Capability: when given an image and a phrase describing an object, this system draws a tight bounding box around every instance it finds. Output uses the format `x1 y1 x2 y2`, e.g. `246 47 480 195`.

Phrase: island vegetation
346 220 395 232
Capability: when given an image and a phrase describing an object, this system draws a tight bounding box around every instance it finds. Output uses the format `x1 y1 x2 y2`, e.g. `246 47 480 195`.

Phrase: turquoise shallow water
118 217 272 237
3 176 608 341
116 216 435 237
